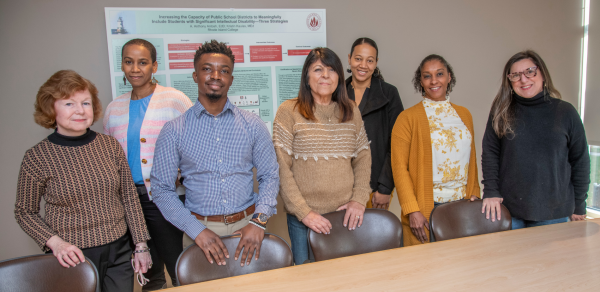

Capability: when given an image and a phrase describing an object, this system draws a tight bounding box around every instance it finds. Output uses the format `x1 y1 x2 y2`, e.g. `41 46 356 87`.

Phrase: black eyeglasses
507 66 538 82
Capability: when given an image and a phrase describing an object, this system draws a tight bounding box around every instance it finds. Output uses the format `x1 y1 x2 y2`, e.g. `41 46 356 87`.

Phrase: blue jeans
286 213 313 265
511 217 569 230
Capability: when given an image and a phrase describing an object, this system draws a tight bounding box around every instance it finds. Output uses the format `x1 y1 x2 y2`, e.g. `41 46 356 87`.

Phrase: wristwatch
252 213 268 225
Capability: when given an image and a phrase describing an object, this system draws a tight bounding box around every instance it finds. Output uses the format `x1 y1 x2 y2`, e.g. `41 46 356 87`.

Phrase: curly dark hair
193 40 235 70
122 39 157 63
412 54 456 96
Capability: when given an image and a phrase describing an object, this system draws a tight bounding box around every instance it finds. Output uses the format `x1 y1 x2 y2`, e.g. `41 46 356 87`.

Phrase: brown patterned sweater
15 130 150 252
273 99 372 220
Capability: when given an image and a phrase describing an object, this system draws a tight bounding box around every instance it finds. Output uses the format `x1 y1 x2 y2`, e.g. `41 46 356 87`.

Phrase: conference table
168 219 600 291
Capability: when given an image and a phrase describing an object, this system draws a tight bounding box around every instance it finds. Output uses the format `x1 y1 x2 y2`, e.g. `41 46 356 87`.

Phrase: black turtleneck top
481 91 590 220
48 128 96 146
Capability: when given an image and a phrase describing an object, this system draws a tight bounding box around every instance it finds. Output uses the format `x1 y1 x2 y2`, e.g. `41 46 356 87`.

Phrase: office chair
308 209 402 261
430 199 512 241
176 233 293 285
0 254 99 292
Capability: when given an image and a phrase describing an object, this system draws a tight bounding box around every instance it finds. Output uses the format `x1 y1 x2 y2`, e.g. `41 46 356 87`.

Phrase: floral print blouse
423 97 472 203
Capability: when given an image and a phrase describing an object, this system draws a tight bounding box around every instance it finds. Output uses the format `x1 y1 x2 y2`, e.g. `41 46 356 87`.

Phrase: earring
123 76 127 85
421 90 426 97
151 74 159 85
346 65 352 74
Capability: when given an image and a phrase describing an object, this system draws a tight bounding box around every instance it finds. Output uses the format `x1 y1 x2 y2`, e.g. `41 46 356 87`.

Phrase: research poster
104 8 327 132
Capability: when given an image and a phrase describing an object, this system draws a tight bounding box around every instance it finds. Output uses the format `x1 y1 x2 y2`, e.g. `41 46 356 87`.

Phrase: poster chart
105 8 326 133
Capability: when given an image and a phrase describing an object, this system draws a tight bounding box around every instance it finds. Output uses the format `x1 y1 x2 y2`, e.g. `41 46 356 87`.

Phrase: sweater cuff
482 190 502 199
377 184 392 195
40 231 59 252
574 199 587 215
131 231 152 245
295 205 313 222
401 201 420 217
351 188 371 207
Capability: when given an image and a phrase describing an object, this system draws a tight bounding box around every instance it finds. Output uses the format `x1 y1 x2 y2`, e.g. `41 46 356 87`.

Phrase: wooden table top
168 219 600 291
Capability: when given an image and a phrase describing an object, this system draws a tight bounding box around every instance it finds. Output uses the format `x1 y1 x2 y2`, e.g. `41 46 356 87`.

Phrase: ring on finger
356 215 360 219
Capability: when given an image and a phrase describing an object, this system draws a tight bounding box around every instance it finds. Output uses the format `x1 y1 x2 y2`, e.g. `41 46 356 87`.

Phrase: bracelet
252 218 268 229
133 247 150 254
249 220 266 230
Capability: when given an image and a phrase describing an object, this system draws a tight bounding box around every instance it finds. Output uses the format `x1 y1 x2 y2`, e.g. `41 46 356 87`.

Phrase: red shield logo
306 13 322 31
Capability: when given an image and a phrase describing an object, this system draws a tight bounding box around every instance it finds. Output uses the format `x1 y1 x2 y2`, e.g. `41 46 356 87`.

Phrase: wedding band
356 215 360 219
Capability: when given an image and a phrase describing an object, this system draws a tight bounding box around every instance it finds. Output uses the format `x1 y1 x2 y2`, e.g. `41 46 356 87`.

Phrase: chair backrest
308 209 402 262
0 254 99 292
176 233 293 285
430 199 512 241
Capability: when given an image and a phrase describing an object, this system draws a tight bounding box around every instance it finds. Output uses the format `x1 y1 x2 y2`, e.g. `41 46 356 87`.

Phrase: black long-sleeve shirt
481 91 590 221
346 77 404 195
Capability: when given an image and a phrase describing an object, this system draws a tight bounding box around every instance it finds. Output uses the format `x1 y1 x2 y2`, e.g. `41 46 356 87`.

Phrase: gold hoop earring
151 74 159 85
123 76 127 85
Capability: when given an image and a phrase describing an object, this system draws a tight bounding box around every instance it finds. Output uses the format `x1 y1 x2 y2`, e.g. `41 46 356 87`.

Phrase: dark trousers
83 234 134 292
136 185 185 290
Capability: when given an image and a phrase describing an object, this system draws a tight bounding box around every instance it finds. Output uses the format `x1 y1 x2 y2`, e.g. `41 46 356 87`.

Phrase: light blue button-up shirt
151 99 279 240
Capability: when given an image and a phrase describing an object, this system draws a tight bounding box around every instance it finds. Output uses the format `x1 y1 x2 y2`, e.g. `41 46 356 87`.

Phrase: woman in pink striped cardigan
104 39 193 290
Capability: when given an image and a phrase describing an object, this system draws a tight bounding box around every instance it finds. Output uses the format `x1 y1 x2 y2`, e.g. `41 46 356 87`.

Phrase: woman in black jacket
481 50 590 228
346 37 404 209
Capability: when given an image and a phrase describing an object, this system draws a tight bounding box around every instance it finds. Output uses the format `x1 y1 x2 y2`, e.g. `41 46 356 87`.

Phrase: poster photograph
105 8 327 133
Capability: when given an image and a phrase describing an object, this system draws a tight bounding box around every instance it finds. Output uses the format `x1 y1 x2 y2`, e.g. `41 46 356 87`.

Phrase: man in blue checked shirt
151 40 279 267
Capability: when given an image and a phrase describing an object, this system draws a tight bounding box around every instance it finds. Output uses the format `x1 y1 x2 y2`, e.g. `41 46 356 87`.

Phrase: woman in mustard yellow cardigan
391 54 480 246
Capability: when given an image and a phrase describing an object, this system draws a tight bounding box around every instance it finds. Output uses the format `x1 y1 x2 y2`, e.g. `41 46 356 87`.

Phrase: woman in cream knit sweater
273 48 372 265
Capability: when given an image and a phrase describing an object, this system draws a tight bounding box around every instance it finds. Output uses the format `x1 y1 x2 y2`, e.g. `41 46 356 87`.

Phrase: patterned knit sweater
15 131 150 251
273 99 372 220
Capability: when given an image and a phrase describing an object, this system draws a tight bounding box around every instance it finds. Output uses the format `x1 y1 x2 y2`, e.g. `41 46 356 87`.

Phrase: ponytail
373 67 384 81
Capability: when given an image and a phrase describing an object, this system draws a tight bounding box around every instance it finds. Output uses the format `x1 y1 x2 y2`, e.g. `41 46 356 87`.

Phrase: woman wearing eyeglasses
481 50 590 229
